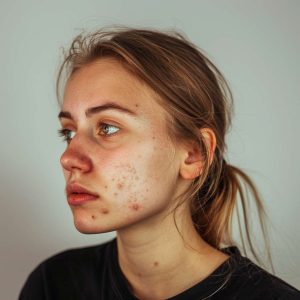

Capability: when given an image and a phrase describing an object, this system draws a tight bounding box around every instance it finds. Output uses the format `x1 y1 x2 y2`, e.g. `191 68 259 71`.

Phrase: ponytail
191 158 273 271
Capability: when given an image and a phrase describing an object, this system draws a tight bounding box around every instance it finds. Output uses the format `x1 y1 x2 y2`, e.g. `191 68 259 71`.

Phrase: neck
116 204 229 300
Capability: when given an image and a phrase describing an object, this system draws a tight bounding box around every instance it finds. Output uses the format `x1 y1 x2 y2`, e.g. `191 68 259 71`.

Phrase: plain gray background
1 0 299 299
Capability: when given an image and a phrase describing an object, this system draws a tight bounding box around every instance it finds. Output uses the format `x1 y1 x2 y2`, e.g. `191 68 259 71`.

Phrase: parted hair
57 27 273 271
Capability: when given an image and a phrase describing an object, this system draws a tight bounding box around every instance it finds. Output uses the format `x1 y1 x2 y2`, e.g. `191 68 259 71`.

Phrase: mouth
66 183 99 206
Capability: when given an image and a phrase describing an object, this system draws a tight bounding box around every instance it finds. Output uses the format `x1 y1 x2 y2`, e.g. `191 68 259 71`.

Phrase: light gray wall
1 1 299 299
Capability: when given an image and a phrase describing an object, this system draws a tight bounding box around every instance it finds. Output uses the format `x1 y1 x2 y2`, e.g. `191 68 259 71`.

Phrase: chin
71 209 111 234
73 217 116 234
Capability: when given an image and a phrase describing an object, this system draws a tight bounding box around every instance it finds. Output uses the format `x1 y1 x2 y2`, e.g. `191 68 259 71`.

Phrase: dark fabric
19 238 300 300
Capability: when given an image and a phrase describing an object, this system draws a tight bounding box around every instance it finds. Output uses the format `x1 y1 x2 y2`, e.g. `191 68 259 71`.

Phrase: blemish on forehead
135 104 139 107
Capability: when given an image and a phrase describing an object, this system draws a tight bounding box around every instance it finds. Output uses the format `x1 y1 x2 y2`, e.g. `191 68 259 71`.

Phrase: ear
179 128 216 180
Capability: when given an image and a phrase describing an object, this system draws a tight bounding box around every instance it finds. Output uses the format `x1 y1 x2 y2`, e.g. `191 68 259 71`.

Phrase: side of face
59 58 188 234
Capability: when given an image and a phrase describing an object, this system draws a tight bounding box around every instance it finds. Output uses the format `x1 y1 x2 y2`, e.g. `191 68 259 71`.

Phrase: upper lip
66 183 99 197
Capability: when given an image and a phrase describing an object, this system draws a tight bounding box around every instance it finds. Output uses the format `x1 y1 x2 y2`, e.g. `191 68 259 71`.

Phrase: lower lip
67 194 99 206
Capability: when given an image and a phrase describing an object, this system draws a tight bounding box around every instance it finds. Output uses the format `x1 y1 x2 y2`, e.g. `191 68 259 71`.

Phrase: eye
57 128 76 143
97 123 120 136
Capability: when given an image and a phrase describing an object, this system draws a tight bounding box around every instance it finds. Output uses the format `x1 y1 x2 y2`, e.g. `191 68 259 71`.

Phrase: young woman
19 28 300 299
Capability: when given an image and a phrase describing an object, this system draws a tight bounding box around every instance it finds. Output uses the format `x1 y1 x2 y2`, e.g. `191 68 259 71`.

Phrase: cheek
112 164 147 212
109 142 177 214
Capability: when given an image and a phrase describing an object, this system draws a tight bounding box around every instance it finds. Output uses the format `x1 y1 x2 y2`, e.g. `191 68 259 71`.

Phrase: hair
56 26 274 271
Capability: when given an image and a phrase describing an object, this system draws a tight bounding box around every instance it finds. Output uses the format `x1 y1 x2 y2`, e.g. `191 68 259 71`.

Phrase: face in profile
59 58 187 234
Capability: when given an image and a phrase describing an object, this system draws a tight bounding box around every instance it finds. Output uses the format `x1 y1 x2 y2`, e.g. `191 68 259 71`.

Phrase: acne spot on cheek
129 201 140 211
117 183 124 190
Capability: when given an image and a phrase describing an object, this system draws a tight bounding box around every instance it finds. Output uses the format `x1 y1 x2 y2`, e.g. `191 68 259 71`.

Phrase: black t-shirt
19 238 300 300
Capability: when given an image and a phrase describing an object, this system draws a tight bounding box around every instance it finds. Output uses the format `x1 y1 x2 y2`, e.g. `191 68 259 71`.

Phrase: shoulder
36 237 115 274
220 246 300 300
19 238 116 300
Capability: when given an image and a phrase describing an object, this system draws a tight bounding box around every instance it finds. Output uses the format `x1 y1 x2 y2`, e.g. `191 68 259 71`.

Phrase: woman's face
59 58 185 234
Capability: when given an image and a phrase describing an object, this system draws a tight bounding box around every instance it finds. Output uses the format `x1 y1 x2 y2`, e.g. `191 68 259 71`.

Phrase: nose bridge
60 136 93 173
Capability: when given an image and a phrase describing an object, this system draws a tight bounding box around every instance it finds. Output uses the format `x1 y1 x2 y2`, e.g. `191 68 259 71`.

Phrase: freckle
114 192 118 196
153 261 159 267
112 178 115 182
135 176 139 180
101 208 109 214
104 185 108 189
91 215 96 220
135 104 139 107
146 188 149 192
138 272 142 277
152 136 156 140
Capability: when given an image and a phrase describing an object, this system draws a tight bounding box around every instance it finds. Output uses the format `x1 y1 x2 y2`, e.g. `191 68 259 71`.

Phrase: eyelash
57 123 120 143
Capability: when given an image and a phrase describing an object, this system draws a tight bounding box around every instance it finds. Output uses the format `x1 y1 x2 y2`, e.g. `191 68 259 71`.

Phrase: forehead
63 58 164 117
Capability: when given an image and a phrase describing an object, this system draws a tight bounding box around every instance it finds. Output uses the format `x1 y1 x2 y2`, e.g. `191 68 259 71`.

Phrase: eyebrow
58 102 137 120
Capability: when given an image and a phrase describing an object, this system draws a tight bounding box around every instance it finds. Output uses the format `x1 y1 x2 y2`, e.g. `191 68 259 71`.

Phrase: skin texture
59 58 229 299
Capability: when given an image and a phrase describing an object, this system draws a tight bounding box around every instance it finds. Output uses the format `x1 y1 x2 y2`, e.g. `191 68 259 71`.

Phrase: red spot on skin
117 183 124 190
101 208 109 214
153 261 159 267
130 203 140 211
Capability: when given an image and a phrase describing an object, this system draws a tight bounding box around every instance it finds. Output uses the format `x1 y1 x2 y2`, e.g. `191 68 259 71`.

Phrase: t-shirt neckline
110 238 240 300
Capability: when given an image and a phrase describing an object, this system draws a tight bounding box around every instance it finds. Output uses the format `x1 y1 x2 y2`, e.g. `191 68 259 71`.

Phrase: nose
60 145 93 173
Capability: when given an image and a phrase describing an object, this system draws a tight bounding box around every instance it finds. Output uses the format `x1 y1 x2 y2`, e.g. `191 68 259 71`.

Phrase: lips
66 183 99 206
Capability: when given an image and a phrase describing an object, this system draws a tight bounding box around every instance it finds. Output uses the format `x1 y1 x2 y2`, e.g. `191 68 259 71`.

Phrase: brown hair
57 27 273 271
